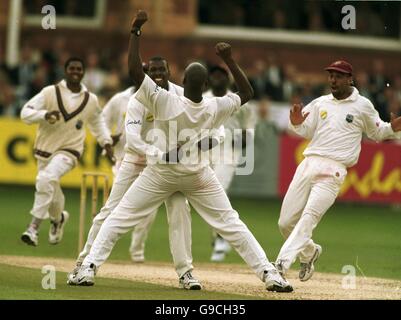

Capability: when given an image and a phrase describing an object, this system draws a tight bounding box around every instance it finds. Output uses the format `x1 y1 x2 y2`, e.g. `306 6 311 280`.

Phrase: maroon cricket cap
324 60 353 75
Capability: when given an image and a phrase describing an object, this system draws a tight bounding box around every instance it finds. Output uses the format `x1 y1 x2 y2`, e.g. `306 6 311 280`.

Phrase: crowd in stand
199 0 400 39
1 43 400 125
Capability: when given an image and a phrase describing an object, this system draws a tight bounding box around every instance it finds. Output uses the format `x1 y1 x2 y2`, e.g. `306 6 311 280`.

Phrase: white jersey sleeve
362 100 401 141
125 98 164 161
212 125 226 143
20 89 48 124
87 95 112 147
102 93 122 134
288 99 319 139
213 92 242 128
135 74 180 120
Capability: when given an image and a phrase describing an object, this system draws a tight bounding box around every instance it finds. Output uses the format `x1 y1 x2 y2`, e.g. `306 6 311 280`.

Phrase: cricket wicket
78 172 110 254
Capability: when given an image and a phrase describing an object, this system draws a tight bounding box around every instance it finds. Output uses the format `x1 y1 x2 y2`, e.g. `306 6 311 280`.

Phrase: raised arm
215 42 254 105
128 10 148 87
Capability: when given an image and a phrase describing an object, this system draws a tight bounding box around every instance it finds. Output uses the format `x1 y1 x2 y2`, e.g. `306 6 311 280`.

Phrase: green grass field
0 185 400 299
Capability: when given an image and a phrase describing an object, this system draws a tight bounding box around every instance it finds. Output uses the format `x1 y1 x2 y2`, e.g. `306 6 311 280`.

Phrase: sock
29 217 43 231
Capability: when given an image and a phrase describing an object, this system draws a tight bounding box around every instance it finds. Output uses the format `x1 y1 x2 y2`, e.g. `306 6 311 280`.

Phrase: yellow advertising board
0 118 112 187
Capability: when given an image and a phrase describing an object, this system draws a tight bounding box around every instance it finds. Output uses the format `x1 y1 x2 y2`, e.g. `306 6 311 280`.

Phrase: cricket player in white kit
276 60 401 282
204 65 258 262
74 11 293 293
102 84 155 262
68 57 199 289
20 57 114 247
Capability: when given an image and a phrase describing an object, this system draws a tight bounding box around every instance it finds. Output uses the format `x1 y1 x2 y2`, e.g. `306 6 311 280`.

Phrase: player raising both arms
20 57 114 247
73 10 293 293
275 60 401 282
68 56 201 290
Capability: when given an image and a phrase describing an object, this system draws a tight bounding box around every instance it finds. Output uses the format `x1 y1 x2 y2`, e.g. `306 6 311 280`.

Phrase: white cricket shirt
102 87 135 162
289 87 401 168
135 74 242 174
124 81 184 165
20 80 112 162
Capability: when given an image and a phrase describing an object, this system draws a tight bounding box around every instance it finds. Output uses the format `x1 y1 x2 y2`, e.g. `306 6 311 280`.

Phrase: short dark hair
64 57 85 71
209 65 229 78
149 56 169 68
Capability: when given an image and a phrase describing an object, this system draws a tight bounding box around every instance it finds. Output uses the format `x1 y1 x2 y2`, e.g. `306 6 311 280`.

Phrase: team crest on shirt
146 113 154 122
320 110 327 120
75 119 83 130
346 114 354 123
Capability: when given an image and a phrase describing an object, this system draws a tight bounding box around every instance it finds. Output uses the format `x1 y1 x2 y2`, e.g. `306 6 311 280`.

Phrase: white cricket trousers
212 145 242 190
78 159 193 277
31 153 75 221
83 165 274 282
277 156 347 270
112 158 155 261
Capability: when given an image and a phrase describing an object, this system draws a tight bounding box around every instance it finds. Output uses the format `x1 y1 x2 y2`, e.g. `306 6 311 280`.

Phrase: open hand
390 112 401 132
132 10 148 30
290 104 309 126
215 42 232 61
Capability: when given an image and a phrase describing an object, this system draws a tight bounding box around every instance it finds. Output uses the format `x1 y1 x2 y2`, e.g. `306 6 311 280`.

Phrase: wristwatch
131 28 141 36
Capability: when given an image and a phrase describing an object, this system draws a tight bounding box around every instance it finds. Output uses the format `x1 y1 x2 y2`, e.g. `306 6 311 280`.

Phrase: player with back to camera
73 10 293 293
20 57 114 247
275 60 401 282
68 58 202 290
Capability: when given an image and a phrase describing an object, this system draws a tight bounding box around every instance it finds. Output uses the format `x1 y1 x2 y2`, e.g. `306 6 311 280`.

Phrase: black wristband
131 28 141 36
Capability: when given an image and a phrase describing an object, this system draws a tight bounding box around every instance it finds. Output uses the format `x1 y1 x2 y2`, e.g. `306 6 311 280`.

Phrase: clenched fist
215 42 232 61
132 10 148 30
45 111 61 124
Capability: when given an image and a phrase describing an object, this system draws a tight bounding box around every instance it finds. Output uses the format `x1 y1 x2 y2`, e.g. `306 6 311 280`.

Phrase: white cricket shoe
210 237 231 262
299 244 322 282
72 263 96 286
131 254 145 263
264 268 293 293
179 271 202 290
48 211 69 245
21 228 38 246
66 262 82 285
274 259 287 279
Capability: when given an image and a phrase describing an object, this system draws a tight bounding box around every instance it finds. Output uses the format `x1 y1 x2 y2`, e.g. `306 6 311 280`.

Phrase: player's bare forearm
215 43 253 105
224 58 254 104
128 11 148 87
128 33 145 87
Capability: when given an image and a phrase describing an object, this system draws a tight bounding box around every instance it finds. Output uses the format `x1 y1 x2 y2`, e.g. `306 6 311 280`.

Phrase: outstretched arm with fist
215 42 253 105
128 10 148 87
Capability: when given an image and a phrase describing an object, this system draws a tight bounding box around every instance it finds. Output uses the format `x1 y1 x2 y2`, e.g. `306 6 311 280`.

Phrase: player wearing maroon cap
275 60 401 283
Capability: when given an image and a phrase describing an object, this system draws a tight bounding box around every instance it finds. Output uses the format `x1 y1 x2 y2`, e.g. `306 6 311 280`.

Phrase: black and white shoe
49 211 69 245
179 271 202 290
299 244 322 282
21 228 38 246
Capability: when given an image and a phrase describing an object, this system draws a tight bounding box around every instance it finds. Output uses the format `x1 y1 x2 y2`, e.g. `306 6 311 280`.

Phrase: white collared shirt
289 87 400 167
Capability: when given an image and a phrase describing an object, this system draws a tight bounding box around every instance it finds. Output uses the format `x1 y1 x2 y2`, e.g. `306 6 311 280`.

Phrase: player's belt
61 149 81 159
34 148 81 159
34 149 52 158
